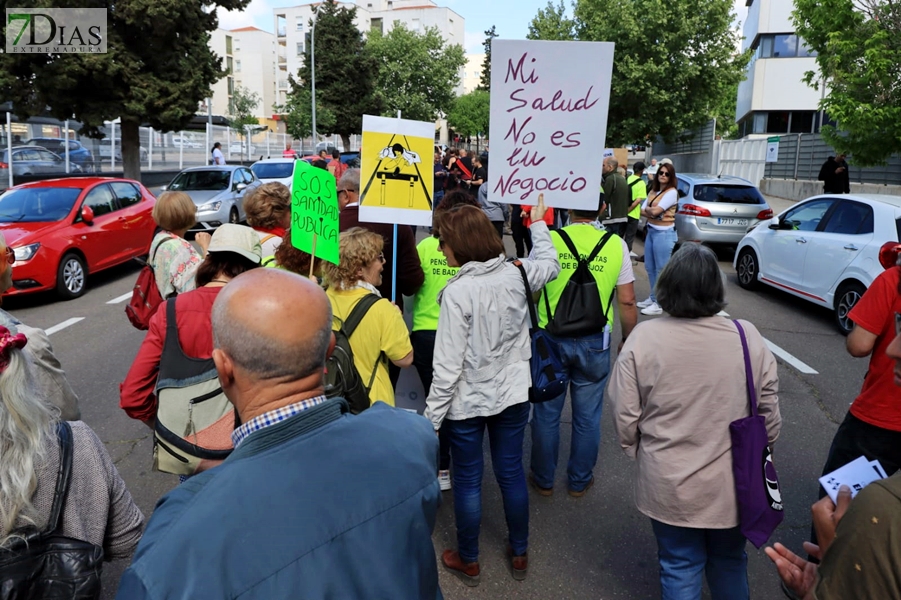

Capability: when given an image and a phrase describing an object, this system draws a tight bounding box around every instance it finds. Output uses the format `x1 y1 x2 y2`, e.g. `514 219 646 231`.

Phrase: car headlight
197 200 222 212
13 243 40 262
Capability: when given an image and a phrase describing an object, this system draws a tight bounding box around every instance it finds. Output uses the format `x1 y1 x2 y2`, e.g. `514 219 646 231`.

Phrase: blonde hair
243 182 291 230
0 348 56 546
322 228 383 290
152 191 197 232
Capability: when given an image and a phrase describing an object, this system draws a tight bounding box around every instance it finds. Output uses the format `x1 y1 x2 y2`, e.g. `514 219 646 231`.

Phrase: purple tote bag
730 320 784 549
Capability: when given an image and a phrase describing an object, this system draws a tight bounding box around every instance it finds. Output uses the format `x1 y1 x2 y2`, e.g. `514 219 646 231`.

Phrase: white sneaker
438 470 452 491
641 302 663 316
637 298 654 309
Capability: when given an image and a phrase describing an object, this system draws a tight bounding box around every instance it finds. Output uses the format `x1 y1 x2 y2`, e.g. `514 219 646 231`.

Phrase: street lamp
311 3 326 151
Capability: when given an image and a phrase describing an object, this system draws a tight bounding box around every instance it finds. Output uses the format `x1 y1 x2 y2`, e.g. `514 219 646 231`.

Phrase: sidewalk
764 193 797 215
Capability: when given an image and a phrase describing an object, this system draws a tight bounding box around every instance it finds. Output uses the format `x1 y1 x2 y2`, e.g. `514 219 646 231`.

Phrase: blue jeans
444 402 530 563
651 520 749 600
530 332 610 492
645 226 677 302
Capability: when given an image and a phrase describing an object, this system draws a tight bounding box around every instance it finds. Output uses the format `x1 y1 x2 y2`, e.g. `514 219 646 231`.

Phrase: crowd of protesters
1 151 900 600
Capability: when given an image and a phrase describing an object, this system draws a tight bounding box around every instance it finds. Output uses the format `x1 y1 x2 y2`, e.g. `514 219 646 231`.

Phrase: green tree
527 1 576 41
478 26 498 90
228 86 262 138
527 0 748 146
713 80 741 140
275 76 336 150
0 0 249 180
793 0 901 165
367 23 466 122
447 90 490 144
295 0 381 150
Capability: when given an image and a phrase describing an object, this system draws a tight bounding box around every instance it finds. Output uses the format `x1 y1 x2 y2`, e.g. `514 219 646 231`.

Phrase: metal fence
763 133 901 185
1 116 362 188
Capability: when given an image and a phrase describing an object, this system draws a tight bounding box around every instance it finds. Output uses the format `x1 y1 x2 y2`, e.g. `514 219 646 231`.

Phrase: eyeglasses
658 171 672 178
1 248 14 265
378 253 386 263
895 312 901 337
337 189 348 196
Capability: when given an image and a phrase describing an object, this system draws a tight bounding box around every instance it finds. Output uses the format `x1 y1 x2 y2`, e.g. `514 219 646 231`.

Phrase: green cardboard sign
290 160 340 265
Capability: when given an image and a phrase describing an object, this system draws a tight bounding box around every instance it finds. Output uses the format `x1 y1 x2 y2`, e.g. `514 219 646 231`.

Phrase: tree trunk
341 134 351 152
120 119 142 182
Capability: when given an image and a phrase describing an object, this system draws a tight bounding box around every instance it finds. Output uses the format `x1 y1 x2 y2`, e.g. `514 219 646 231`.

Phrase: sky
218 0 749 53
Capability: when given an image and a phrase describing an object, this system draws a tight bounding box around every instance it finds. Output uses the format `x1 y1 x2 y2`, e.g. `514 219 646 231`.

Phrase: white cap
207 224 262 264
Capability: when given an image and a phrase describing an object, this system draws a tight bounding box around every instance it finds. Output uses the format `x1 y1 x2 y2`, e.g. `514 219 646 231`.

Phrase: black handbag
0 421 104 600
512 260 569 403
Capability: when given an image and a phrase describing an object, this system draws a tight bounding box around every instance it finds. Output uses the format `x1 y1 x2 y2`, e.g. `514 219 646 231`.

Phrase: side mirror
80 205 94 224
235 182 247 192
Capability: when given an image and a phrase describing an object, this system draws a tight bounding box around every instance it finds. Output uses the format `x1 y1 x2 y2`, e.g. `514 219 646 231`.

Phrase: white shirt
644 188 678 230
212 148 225 165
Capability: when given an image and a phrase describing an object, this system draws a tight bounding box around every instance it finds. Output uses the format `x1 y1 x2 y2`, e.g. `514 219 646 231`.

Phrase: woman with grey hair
0 326 144 567
609 243 782 599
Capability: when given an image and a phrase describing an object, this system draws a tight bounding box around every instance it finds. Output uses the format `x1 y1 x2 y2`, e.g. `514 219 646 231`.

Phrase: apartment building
274 0 465 107
463 53 485 94
735 0 826 137
208 27 278 130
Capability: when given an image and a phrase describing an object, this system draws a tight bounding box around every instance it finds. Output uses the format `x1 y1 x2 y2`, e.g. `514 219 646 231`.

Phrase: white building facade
463 53 485 94
208 27 279 130
274 0 465 107
735 0 826 138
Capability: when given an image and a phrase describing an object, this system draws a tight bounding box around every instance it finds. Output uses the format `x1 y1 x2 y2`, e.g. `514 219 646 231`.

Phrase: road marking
763 338 819 375
45 318 85 336
107 292 133 305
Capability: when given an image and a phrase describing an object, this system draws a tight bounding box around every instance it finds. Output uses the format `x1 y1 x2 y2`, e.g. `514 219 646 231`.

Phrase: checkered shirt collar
231 395 329 448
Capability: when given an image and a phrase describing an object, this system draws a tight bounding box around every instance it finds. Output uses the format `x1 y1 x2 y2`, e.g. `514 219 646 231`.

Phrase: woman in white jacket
425 194 560 586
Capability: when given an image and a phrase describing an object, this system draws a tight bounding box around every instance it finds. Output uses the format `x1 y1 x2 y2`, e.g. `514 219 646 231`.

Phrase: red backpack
125 238 175 330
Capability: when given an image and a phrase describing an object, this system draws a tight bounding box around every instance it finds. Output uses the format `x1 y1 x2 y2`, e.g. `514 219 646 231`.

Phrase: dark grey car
162 165 260 231
0 146 82 183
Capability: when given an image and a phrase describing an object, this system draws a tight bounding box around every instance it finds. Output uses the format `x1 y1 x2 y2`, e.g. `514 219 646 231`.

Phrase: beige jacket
609 316 781 528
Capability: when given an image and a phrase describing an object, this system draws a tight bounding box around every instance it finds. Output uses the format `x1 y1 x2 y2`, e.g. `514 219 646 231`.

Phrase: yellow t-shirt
326 287 412 407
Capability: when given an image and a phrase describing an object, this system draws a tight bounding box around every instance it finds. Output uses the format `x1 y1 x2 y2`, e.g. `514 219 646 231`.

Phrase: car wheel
736 248 759 290
834 281 866 335
56 253 87 299
229 206 239 224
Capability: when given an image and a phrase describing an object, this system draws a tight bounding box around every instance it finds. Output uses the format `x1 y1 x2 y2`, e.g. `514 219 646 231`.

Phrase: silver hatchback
674 174 772 245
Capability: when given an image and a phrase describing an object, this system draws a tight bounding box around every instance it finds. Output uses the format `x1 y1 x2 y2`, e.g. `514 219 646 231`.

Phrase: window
296 17 303 32
676 179 690 199
225 35 232 54
790 111 815 134
235 59 241 72
227 56 233 74
276 15 286 37
755 33 812 59
371 17 383 34
693 185 766 205
767 111 790 134
83 184 117 217
753 113 767 134
111 182 142 208
227 77 234 95
296 42 304 56
773 34 798 58
782 199 834 231
14 149 41 161
36 149 61 162
823 201 874 235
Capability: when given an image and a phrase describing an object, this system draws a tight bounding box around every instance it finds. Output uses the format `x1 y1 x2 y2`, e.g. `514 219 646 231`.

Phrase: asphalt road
3 194 866 599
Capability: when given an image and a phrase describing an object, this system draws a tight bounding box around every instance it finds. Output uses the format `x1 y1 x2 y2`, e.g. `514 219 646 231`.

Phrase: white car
250 158 299 192
734 193 901 334
172 134 201 149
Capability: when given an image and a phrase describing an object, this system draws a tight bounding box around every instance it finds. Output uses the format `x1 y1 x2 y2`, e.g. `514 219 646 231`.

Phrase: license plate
717 218 748 226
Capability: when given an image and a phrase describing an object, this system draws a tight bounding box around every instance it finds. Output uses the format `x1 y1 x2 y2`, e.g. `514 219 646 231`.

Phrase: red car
0 177 157 299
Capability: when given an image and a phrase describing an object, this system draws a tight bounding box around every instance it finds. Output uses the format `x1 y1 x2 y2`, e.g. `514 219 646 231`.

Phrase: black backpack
325 294 384 414
542 229 615 337
0 421 104 600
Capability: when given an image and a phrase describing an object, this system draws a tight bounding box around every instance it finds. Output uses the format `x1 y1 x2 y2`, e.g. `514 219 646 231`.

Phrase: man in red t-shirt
817 265 901 485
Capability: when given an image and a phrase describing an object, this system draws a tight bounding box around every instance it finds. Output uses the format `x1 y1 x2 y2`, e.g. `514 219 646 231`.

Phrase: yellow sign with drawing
359 115 434 227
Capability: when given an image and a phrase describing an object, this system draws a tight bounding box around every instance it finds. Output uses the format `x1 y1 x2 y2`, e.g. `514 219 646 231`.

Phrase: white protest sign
489 39 614 210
